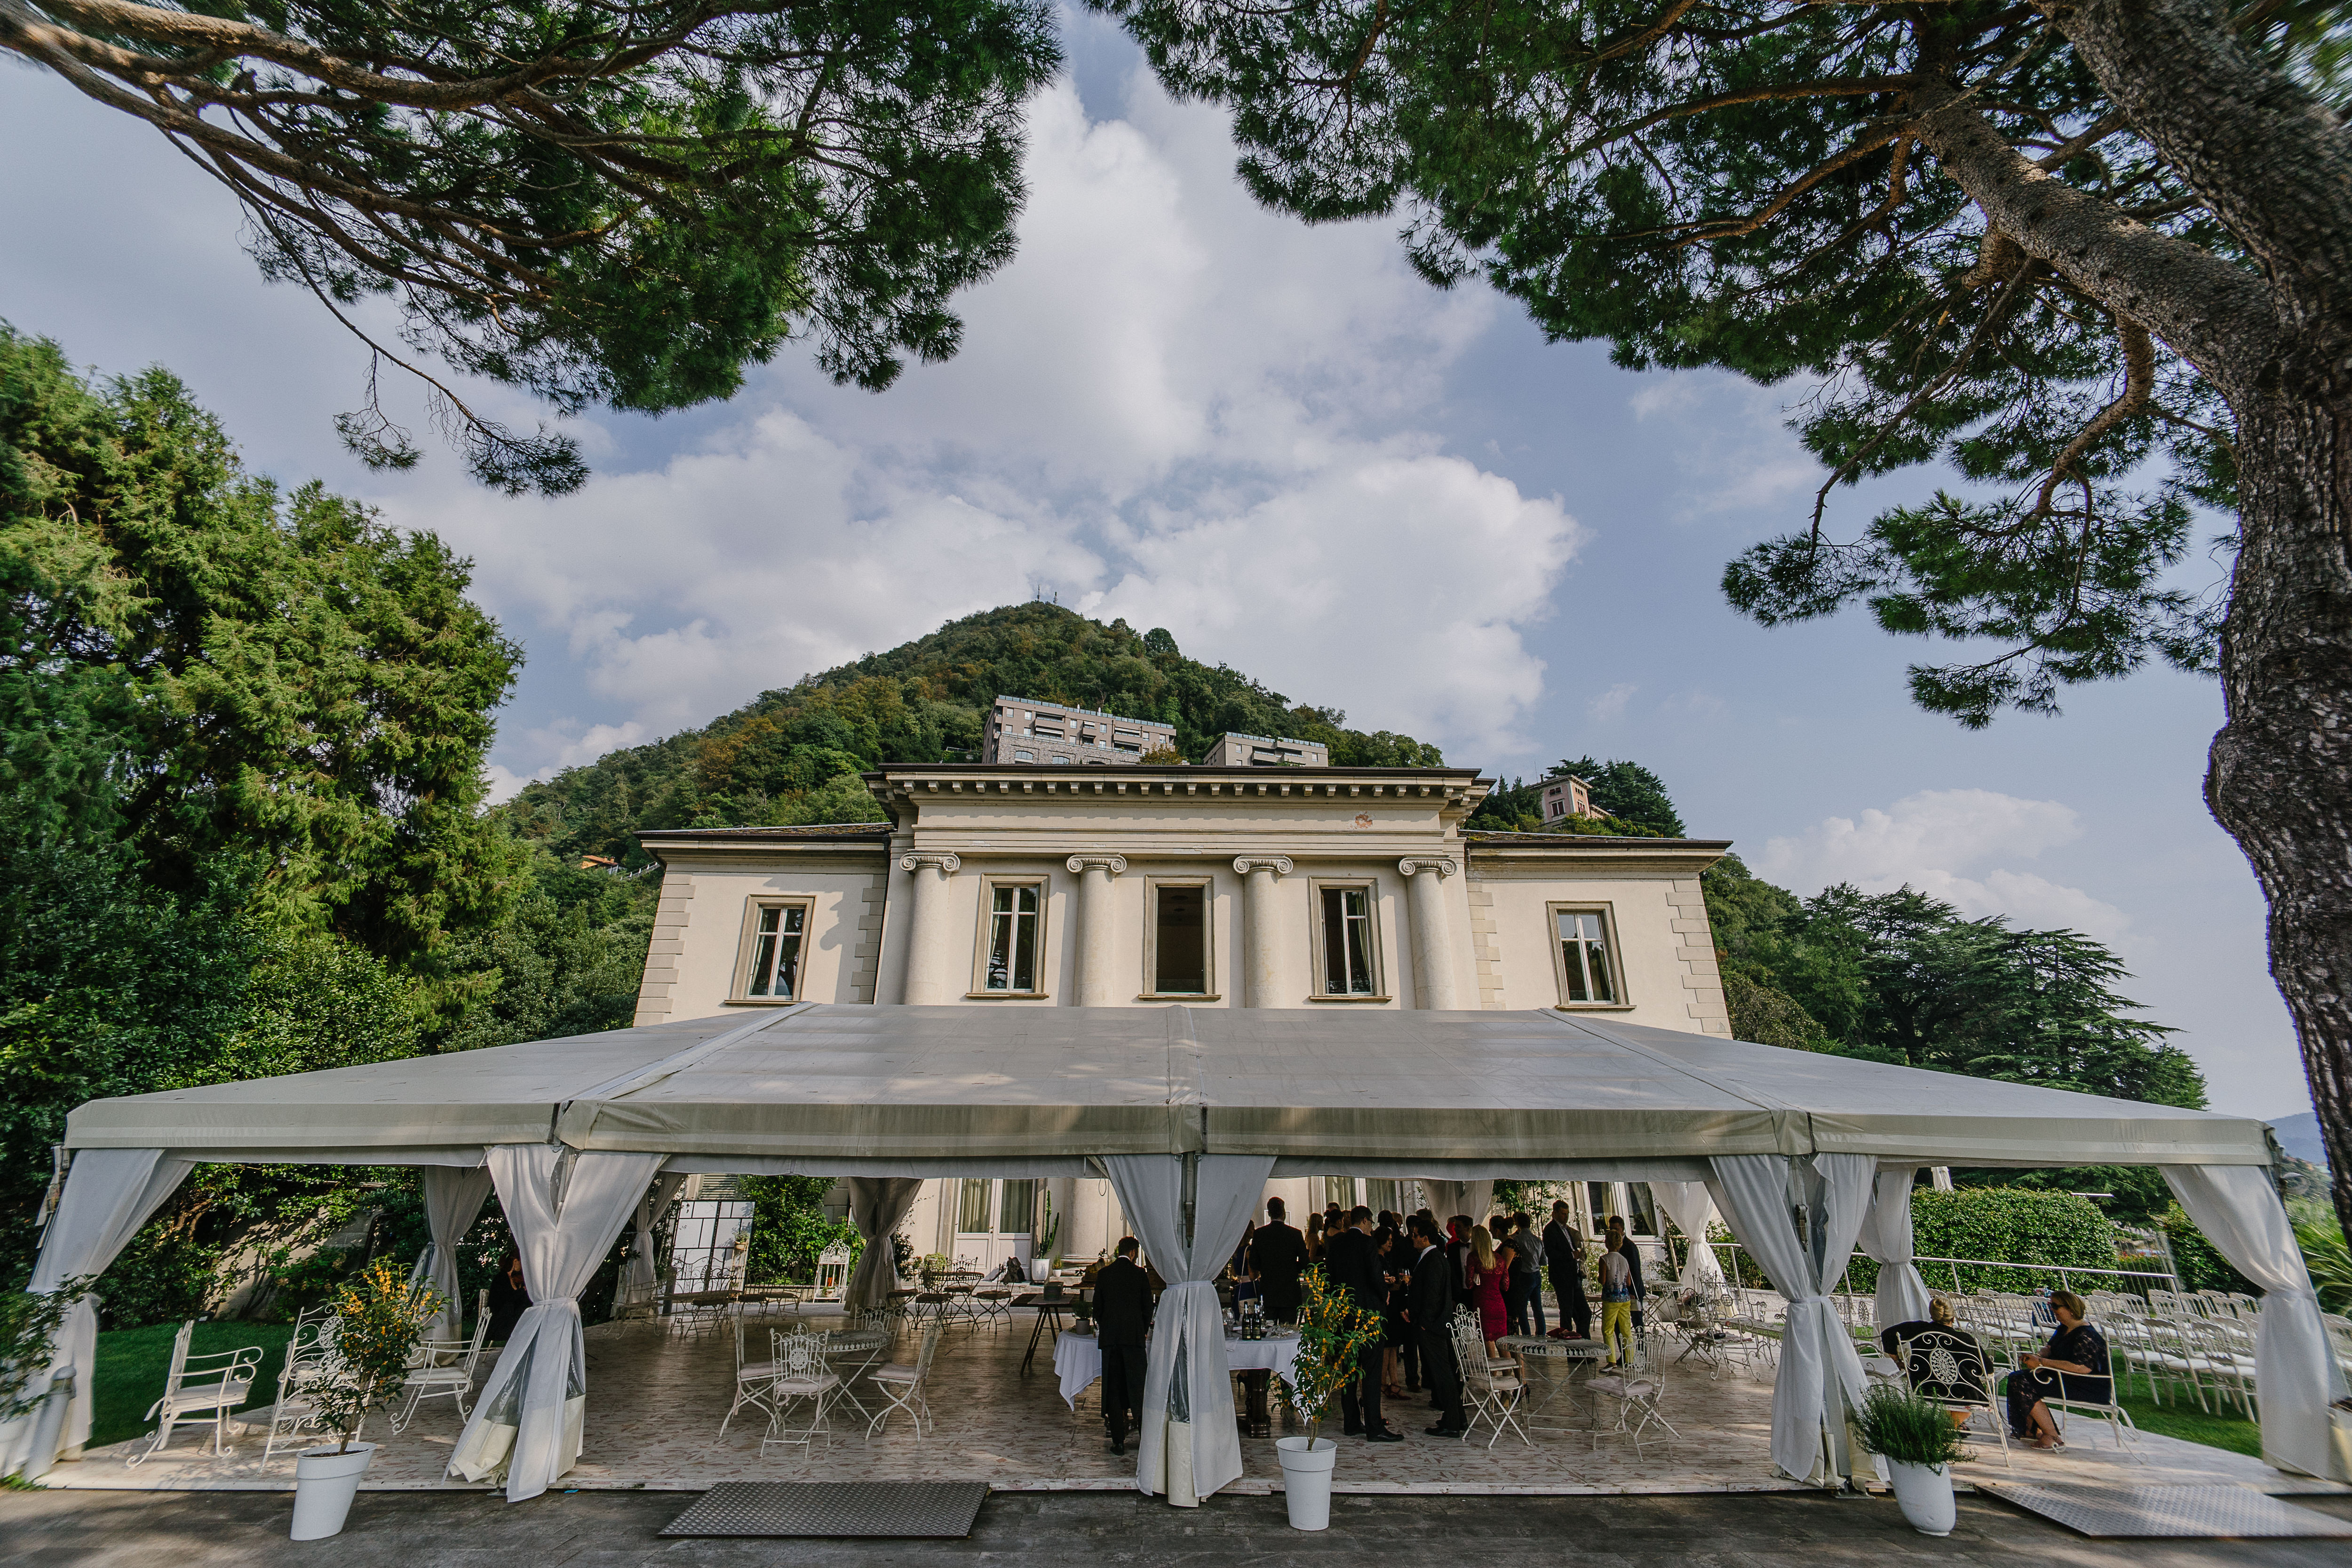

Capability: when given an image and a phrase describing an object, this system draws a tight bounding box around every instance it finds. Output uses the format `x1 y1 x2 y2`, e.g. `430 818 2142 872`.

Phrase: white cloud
1091 454 1581 752
481 764 543 806
1625 371 1822 519
1757 788 2131 941
1587 683 1637 721
383 72 1571 776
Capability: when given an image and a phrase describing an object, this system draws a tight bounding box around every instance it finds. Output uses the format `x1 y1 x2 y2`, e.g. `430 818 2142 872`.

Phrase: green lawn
89 1320 294 1451
2107 1363 2261 1457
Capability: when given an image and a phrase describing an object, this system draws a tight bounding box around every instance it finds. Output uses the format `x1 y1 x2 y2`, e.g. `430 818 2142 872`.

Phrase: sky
0 13 2310 1121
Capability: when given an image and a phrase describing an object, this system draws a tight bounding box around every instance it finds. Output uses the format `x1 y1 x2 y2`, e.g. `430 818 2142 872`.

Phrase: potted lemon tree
1855 1382 1970 1536
1274 1269 1383 1531
291 1260 439 1541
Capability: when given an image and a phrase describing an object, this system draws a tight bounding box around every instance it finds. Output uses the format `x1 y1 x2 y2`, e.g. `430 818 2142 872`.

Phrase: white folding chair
866 1321 943 1441
128 1321 263 1465
1456 1319 1532 1449
1588 1327 1678 1456
719 1311 787 1438
389 1293 492 1432
761 1325 840 1456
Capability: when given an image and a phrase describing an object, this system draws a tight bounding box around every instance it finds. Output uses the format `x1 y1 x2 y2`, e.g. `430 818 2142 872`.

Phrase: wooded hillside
498 603 1445 865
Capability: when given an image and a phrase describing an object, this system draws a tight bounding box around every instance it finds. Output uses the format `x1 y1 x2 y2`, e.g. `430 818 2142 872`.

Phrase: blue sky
0 13 2305 1120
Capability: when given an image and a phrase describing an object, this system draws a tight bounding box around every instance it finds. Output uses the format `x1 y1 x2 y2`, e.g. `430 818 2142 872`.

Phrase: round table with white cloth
1052 1331 1301 1409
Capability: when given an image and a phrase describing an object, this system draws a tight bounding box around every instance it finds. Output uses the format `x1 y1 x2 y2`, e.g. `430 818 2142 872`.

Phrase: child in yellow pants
1598 1298 1635 1366
1597 1244 1636 1365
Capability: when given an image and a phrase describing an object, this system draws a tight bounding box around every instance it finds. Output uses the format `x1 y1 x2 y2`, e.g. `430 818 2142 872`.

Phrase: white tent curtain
408 1164 495 1342
1857 1166 1932 1330
1648 1180 1726 1291
1709 1153 1874 1484
843 1177 924 1310
1417 1178 1493 1226
450 1146 664 1501
1 1148 193 1472
1104 1153 1273 1505
2164 1164 2351 1481
622 1171 691 1307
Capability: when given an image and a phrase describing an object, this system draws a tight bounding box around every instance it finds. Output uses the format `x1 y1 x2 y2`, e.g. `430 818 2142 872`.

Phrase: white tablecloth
1053 1332 1301 1409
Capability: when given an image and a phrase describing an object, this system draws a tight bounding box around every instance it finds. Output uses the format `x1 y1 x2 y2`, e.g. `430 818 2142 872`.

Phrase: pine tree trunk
2205 367 2352 1241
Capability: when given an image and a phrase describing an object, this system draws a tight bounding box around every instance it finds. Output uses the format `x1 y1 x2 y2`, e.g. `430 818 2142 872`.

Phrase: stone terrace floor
45 1309 2340 1498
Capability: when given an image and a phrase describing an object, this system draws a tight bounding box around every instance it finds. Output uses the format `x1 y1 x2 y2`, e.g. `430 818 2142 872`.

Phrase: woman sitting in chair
2004 1290 2110 1449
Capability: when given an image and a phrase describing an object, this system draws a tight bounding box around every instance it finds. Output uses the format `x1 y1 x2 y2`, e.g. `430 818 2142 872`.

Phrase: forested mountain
498 603 1445 866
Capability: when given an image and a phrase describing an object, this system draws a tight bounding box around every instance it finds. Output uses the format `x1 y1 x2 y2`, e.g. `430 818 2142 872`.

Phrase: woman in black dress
2003 1291 2111 1447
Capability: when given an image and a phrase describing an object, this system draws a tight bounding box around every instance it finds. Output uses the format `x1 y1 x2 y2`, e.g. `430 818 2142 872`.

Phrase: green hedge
1844 1186 2119 1297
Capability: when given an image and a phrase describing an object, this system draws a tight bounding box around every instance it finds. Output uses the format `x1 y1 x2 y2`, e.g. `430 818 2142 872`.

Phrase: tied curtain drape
622 1171 691 1308
2164 1164 2352 1481
1 1149 193 1474
1417 1179 1493 1229
1708 1153 1875 1485
843 1178 924 1311
408 1165 495 1343
1647 1180 1726 1291
450 1146 664 1501
1856 1166 1932 1331
1103 1153 1274 1506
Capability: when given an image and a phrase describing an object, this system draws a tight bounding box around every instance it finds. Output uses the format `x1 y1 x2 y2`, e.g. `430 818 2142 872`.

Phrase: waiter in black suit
1092 1237 1153 1456
1246 1197 1310 1322
1323 1205 1401 1441
1403 1215 1466 1434
1544 1200 1592 1339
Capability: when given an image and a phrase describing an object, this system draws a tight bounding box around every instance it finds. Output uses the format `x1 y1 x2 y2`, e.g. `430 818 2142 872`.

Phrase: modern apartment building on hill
1202 732 1330 767
981 696 1176 766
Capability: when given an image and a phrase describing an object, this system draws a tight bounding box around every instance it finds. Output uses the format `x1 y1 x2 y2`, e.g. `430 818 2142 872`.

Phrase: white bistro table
1053 1330 1301 1410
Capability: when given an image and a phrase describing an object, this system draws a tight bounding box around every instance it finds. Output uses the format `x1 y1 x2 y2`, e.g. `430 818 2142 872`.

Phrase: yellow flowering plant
303 1259 440 1452
1285 1267 1383 1444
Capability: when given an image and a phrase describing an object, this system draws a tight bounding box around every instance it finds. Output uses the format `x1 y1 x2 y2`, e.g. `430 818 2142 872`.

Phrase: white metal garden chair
1588 1327 1678 1457
718 1310 789 1439
128 1321 263 1465
761 1325 840 1456
261 1309 349 1461
1452 1313 1531 1449
866 1321 943 1441
389 1292 491 1432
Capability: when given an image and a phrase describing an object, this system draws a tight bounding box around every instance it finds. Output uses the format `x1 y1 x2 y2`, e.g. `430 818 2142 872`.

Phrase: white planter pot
1884 1457 1955 1536
292 1442 376 1540
1029 1258 1053 1284
1275 1435 1338 1531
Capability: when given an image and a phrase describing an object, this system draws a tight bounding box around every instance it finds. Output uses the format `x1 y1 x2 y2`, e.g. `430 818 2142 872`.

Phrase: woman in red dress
1466 1225 1510 1351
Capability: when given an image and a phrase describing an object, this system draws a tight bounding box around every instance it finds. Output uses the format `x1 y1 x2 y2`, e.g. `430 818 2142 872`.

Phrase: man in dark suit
1092 1236 1153 1455
1403 1215 1466 1434
1247 1196 1310 1322
1323 1205 1401 1441
1544 1200 1592 1339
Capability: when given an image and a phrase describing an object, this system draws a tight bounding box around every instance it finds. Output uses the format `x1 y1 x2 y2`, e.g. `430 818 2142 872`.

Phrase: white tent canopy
62 1003 2273 1168
13 1003 2341 1496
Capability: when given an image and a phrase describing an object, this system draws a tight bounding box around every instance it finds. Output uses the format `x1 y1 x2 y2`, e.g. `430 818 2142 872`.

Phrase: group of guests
1216 1195 1656 1443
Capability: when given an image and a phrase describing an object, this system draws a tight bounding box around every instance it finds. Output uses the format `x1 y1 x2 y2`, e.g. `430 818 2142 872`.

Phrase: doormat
660 1481 990 1538
1980 1482 2352 1538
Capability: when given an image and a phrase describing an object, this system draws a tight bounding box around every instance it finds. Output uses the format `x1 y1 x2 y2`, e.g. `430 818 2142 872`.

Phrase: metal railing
1689 1238 2179 1303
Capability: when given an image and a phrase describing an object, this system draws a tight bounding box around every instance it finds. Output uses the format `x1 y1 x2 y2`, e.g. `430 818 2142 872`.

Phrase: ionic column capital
1232 855 1294 877
1065 853 1129 876
898 851 962 874
1398 856 1458 879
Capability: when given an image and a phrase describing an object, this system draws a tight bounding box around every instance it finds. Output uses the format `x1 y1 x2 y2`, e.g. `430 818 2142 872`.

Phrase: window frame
1138 875 1219 1000
1307 877 1390 1001
968 874 1051 998
728 896 815 1004
1548 902 1632 1010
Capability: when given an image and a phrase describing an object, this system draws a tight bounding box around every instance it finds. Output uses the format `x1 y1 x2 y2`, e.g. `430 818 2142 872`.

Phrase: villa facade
630 763 1731 1271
